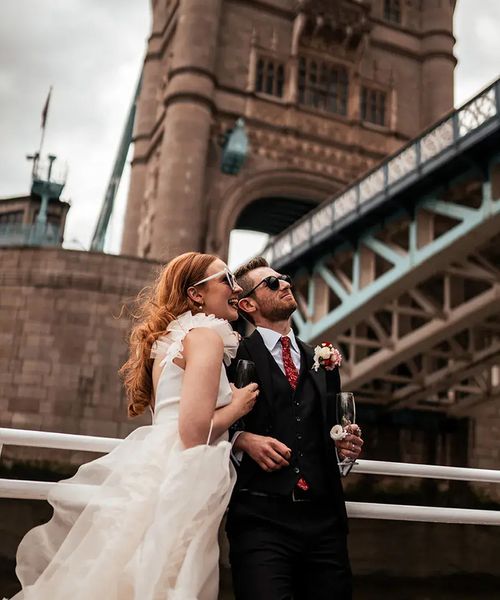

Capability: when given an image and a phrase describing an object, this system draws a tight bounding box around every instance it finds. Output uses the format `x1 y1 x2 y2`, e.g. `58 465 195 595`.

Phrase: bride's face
197 259 242 321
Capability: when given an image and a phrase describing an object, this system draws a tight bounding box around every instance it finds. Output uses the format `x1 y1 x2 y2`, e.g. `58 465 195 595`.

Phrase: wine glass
336 392 357 476
234 359 256 388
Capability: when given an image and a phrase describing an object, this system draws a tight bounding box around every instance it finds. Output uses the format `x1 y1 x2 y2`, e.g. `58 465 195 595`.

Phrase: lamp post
220 118 249 175
36 154 57 226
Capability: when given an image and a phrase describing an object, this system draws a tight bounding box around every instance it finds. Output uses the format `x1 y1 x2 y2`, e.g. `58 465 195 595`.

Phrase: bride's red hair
120 252 217 417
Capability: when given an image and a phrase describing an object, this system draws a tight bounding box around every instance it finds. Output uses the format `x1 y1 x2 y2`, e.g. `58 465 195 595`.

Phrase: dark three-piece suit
226 329 352 600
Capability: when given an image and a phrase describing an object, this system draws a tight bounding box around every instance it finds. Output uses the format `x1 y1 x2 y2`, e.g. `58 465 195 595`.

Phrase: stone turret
420 0 456 127
122 0 457 262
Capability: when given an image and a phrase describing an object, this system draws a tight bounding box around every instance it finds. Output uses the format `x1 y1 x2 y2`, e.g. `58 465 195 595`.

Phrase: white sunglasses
192 268 239 291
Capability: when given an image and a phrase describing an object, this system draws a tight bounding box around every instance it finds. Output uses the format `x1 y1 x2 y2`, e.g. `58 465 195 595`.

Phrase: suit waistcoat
236 349 333 498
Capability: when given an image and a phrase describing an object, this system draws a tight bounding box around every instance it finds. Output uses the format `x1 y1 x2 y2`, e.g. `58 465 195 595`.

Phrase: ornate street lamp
220 118 249 175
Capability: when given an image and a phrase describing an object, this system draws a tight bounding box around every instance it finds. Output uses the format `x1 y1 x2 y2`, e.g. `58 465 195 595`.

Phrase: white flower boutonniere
312 342 342 372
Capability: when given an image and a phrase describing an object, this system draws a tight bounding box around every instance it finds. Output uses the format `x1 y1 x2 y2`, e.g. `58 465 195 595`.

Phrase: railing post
495 80 500 118
452 110 460 146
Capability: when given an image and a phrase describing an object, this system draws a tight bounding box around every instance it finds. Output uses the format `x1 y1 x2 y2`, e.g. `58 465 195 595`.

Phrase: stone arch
209 169 342 258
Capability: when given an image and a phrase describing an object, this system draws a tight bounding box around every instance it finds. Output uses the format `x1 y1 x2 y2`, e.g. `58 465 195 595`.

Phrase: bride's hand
230 383 259 418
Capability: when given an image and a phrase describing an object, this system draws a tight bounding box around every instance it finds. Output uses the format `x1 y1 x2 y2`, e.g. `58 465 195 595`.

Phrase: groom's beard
260 296 297 322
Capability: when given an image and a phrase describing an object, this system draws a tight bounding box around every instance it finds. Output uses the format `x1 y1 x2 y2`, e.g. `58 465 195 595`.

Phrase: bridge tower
121 0 456 262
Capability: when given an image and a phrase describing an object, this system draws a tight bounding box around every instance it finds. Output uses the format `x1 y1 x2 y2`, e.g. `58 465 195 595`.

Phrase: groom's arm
233 432 291 472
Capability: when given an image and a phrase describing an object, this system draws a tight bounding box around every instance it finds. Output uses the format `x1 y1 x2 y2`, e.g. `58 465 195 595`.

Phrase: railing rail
1 427 499 525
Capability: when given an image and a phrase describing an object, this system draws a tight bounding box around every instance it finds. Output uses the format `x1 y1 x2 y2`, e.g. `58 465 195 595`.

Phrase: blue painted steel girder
264 78 500 274
291 184 500 344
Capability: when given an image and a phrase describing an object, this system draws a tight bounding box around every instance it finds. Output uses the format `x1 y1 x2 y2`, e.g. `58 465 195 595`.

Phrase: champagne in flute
234 359 256 388
336 392 357 476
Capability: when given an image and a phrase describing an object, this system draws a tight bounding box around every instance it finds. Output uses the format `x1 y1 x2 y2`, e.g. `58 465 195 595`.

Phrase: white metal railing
1 427 499 525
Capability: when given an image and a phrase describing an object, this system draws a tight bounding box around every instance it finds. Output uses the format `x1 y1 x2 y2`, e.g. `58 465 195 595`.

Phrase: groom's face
245 267 297 323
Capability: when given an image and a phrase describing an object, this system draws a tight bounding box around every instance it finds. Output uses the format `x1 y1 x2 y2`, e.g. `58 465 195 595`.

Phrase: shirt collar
256 326 300 354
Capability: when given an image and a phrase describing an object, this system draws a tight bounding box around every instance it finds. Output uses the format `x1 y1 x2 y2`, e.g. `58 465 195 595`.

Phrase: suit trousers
226 493 352 600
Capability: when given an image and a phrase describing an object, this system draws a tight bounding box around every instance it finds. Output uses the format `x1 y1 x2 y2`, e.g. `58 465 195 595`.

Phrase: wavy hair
120 252 217 417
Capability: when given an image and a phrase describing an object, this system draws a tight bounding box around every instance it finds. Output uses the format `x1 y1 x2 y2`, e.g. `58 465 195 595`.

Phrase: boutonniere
312 342 342 372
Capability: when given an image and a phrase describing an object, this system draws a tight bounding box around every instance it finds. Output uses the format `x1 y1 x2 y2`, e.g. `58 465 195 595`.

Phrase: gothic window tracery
298 56 348 116
361 86 387 126
383 0 401 24
255 56 285 98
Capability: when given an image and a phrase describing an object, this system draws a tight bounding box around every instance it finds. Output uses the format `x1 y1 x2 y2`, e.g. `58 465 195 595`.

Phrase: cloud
0 0 150 249
454 0 500 104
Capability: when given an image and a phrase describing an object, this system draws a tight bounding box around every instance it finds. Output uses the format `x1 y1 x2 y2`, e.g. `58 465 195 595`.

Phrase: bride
7 252 258 600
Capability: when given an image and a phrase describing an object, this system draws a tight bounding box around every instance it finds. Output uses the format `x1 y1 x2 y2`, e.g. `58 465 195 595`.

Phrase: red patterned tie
280 337 309 492
280 336 299 390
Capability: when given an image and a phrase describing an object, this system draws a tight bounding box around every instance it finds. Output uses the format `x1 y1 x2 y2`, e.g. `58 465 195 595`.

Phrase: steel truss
291 174 500 414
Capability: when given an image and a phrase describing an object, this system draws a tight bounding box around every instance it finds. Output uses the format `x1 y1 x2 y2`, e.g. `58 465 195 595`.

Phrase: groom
226 257 363 600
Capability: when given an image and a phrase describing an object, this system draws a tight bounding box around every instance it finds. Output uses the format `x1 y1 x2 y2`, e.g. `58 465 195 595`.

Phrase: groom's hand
336 425 364 461
235 432 292 472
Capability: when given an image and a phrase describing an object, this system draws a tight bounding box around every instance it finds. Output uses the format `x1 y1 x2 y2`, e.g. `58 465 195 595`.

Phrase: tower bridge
111 0 497 421
262 78 500 415
119 0 457 262
1 3 500 595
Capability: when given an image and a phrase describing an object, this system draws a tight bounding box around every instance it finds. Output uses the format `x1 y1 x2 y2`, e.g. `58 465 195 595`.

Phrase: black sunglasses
240 274 292 299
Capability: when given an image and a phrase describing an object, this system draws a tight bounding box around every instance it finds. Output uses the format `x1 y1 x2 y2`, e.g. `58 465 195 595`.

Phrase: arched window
298 56 348 116
384 0 401 24
255 56 285 98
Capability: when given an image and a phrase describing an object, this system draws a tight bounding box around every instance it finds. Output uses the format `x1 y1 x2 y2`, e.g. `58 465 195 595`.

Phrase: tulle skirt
7 420 236 600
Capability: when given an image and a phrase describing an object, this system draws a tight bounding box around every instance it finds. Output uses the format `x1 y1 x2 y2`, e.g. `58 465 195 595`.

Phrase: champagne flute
234 359 256 388
336 392 357 476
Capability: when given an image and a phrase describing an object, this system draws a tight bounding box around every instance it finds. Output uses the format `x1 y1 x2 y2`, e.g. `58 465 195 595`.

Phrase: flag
41 87 52 129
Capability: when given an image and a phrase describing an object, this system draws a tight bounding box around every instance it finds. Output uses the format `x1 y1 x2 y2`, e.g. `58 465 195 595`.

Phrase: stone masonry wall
468 397 500 502
0 247 160 466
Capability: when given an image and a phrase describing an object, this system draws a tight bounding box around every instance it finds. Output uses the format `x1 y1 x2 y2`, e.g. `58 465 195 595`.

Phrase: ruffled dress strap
150 310 240 368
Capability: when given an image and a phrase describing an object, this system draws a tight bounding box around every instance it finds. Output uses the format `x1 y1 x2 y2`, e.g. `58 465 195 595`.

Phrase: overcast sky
0 1 499 267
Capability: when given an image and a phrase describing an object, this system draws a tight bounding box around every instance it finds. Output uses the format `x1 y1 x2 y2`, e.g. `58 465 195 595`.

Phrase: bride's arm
209 383 258 442
180 327 225 448
180 328 259 446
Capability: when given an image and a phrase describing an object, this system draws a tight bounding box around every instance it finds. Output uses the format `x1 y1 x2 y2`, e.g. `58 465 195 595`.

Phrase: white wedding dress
8 311 239 600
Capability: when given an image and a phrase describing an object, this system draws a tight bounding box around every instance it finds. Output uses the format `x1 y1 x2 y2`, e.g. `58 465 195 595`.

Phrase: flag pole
38 86 52 163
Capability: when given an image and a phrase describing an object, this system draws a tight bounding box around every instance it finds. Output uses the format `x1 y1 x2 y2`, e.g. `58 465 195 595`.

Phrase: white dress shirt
255 326 301 375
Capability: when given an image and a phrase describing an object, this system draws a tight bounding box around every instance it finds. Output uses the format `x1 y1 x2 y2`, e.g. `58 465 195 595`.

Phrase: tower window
256 57 285 98
384 0 401 24
361 87 387 126
298 56 348 116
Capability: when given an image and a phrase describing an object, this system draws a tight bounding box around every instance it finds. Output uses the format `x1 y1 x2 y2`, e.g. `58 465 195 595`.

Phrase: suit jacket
228 329 348 529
